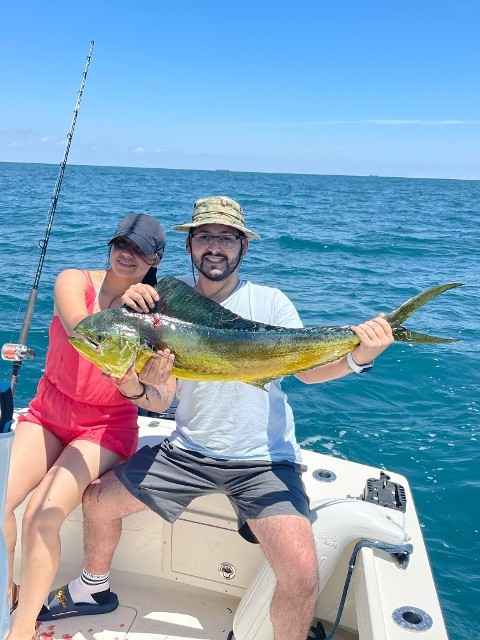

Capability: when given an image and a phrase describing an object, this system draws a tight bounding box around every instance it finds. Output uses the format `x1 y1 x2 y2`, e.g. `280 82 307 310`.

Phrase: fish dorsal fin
151 277 277 331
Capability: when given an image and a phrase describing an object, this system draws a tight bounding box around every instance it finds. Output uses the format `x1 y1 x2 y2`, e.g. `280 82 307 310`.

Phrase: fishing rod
1 40 95 401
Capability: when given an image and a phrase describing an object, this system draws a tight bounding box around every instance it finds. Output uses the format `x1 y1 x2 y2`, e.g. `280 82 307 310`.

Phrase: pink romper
18 271 139 458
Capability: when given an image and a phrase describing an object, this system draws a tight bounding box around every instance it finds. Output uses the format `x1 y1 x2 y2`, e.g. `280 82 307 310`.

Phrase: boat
3 404 449 640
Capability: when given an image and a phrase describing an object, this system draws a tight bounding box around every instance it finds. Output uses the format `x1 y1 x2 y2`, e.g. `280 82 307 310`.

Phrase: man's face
188 224 248 281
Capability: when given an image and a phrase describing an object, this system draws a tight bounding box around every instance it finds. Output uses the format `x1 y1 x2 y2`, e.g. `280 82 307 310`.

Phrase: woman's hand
102 366 144 398
138 349 175 386
121 283 159 313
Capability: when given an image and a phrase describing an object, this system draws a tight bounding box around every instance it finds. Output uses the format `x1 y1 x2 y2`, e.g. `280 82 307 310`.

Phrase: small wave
276 233 449 259
277 235 343 252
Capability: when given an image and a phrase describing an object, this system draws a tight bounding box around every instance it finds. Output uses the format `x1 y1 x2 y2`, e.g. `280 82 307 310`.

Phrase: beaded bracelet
119 382 147 400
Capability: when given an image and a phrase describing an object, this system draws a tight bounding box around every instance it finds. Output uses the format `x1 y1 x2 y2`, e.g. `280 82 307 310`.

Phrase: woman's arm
104 348 177 413
53 269 91 335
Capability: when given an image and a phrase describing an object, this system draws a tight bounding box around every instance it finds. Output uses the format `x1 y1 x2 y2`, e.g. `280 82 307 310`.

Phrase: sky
1 1 479 179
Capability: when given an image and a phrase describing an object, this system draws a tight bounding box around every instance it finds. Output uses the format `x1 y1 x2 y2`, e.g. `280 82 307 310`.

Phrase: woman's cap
109 213 167 256
172 196 260 240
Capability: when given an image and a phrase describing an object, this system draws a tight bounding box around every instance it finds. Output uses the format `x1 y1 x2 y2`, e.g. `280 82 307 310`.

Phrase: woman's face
110 237 160 279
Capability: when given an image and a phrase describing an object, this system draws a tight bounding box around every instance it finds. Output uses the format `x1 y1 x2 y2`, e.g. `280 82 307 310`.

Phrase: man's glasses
190 233 244 249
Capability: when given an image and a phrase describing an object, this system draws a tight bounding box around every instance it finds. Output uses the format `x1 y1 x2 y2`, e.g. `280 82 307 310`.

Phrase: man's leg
248 515 318 640
41 469 148 614
82 470 147 574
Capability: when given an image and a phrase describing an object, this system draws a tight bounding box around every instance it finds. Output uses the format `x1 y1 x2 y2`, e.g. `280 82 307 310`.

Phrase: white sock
69 570 110 605
44 570 110 608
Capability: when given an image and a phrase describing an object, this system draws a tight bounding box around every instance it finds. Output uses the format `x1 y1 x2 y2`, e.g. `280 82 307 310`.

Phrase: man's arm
295 314 393 384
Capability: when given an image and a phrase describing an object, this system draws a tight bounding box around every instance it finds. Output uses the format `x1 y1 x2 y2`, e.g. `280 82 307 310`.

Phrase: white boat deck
10 413 448 640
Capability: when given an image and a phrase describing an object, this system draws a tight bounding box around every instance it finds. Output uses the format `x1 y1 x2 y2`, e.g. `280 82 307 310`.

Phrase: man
39 196 393 640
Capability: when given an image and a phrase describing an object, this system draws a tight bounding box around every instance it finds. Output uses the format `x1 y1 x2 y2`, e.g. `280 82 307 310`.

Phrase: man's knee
282 556 318 598
82 471 115 517
82 470 143 522
272 535 319 598
300 563 319 598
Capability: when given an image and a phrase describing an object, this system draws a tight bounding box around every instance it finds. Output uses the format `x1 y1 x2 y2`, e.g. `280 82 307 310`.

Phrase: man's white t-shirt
169 279 304 463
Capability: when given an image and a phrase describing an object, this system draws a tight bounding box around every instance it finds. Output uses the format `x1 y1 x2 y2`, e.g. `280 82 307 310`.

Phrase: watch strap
346 351 374 374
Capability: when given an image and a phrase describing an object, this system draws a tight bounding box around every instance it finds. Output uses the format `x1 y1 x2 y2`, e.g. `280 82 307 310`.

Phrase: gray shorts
114 438 311 543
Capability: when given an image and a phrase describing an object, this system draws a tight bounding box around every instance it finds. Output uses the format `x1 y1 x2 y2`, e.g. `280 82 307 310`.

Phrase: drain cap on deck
312 468 337 482
392 606 433 632
219 562 236 580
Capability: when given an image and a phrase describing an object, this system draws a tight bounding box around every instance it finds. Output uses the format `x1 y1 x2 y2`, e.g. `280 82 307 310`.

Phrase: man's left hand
350 313 394 365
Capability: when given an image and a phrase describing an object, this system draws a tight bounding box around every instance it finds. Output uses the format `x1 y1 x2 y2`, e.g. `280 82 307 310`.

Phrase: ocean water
0 161 479 637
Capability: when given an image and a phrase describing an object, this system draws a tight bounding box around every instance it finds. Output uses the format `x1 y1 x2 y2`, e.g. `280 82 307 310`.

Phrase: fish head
69 310 141 378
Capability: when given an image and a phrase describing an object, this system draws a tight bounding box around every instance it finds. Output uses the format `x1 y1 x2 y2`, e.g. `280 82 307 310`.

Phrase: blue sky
1 1 479 179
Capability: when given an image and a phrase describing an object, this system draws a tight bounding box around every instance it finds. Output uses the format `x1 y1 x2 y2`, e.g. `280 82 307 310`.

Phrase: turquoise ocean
0 161 478 637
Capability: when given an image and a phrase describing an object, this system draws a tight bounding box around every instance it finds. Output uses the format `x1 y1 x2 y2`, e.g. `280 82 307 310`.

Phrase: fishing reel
1 343 36 362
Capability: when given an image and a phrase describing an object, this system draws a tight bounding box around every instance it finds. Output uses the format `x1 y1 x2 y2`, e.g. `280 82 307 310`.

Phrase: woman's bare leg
3 422 64 610
7 439 123 640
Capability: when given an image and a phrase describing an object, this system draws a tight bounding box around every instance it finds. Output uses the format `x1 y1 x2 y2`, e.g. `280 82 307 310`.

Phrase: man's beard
193 250 242 281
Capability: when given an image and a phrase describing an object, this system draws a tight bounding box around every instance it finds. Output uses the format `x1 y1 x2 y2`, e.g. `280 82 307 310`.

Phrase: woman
5 213 166 640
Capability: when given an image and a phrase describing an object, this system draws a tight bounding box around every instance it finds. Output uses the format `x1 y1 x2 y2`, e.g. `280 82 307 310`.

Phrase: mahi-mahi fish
69 277 462 388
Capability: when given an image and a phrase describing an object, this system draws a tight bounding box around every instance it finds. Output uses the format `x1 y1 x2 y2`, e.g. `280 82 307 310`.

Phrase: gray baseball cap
109 213 167 256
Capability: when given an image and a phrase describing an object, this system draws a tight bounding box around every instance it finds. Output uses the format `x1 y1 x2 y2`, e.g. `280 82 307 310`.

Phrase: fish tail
392 327 459 344
386 282 463 344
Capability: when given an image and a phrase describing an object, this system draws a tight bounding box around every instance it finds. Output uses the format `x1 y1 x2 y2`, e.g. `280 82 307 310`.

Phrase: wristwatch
346 351 374 374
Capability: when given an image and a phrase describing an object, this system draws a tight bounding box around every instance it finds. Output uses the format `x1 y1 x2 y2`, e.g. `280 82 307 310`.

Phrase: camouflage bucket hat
172 196 260 240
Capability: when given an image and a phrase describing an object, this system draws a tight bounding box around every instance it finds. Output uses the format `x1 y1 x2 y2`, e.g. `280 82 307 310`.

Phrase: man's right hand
121 283 159 313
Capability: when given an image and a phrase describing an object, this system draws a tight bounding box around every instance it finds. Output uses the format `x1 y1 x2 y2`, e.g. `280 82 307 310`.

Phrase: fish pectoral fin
134 348 159 373
104 363 132 377
393 327 460 344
